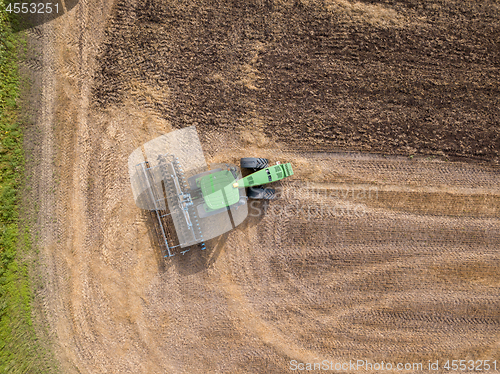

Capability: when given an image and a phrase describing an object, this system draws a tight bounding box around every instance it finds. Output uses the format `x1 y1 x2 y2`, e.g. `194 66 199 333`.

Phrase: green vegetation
0 2 55 373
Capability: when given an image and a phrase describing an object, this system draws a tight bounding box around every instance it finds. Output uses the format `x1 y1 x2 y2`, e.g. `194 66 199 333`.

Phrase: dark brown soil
93 0 500 163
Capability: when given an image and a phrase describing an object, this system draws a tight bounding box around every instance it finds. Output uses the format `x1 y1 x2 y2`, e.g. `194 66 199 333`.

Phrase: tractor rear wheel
247 187 275 200
240 157 269 170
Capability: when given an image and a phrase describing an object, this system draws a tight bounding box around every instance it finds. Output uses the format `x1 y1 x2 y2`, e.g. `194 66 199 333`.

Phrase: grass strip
0 2 56 373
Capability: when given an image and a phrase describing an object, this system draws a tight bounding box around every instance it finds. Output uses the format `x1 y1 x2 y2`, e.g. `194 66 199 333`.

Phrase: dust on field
27 0 500 373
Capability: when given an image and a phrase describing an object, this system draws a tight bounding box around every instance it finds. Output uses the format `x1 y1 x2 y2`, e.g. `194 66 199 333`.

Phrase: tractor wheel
240 157 269 170
247 187 275 200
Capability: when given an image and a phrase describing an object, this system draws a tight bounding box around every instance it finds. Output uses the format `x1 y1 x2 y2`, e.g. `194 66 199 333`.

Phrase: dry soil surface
25 0 500 373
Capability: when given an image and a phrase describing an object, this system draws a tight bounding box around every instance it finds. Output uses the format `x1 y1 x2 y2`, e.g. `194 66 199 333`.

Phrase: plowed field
26 0 499 373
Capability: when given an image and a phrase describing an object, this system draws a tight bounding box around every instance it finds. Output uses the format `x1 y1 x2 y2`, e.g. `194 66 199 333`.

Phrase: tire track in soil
222 182 499 365
37 0 500 373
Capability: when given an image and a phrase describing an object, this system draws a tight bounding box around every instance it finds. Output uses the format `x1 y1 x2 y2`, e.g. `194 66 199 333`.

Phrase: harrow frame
135 153 206 257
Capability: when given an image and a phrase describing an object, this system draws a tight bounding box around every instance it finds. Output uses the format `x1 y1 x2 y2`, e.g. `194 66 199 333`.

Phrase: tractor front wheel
247 187 275 200
240 157 269 170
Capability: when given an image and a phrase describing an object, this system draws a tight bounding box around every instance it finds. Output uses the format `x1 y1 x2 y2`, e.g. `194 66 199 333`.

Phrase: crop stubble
29 0 500 373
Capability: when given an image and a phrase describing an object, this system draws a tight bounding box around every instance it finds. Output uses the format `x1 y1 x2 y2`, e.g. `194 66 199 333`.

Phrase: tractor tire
247 187 275 200
240 157 269 170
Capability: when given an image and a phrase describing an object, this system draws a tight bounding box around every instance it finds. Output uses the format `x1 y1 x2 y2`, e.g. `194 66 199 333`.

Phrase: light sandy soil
25 0 500 373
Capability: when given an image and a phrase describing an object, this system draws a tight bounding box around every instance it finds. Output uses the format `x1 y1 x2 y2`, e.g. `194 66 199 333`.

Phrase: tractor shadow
144 201 270 276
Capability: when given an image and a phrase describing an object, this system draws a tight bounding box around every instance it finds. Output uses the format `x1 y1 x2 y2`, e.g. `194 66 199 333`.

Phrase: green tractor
129 127 294 257
190 158 294 218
